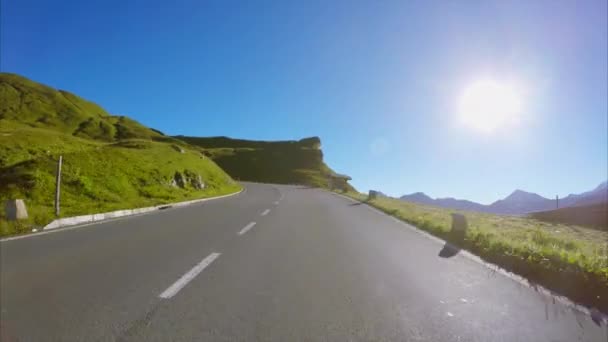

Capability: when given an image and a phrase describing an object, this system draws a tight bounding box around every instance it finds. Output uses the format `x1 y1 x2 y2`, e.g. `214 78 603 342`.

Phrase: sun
458 80 522 133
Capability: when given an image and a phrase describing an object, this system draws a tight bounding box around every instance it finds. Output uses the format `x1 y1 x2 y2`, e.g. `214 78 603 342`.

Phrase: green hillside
0 73 173 142
0 73 240 236
530 203 608 231
175 135 354 190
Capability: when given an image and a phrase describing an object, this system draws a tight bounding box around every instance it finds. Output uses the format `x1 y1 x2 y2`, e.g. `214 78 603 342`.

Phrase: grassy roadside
0 74 243 237
0 182 241 237
0 127 241 237
0 183 241 237
339 191 608 313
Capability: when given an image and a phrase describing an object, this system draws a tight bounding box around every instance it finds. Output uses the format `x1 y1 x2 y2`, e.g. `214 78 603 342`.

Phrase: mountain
487 190 555 214
0 73 239 235
400 192 434 205
400 193 487 212
174 136 354 191
399 181 607 215
434 198 487 212
560 181 607 207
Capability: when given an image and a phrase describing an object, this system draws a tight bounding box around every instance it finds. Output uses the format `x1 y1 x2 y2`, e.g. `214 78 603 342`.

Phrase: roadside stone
5 199 28 220
174 171 186 188
172 145 185 153
192 174 205 189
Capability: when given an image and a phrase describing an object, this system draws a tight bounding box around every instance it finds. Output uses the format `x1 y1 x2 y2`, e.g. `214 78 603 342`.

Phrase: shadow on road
438 213 468 258
438 243 461 258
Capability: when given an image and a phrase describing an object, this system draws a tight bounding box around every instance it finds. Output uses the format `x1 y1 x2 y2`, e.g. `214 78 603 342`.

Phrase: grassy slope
0 73 167 142
0 73 240 236
175 136 354 190
530 203 608 231
342 191 608 312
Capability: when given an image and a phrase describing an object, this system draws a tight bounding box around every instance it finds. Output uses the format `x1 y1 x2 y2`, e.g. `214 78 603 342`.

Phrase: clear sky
3 0 607 204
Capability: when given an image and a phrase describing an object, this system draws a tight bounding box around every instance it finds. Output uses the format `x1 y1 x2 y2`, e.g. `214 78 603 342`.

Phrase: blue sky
3 0 607 203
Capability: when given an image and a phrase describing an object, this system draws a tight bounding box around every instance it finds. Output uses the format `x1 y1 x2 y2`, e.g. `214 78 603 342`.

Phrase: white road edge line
238 222 256 235
159 252 221 299
260 209 270 216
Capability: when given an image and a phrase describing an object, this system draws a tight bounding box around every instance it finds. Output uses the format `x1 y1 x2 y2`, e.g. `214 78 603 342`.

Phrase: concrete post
5 199 28 220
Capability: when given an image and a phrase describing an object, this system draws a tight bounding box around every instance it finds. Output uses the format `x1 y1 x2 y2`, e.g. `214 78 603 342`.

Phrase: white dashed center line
238 222 256 235
260 209 270 216
159 252 221 299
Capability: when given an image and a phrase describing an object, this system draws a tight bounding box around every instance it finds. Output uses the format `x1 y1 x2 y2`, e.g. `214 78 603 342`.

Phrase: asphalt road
1 183 606 341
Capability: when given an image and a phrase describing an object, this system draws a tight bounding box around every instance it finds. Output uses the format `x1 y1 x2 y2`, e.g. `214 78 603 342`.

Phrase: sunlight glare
459 80 522 133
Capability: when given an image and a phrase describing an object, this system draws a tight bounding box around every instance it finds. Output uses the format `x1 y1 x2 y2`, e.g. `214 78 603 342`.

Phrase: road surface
1 183 606 341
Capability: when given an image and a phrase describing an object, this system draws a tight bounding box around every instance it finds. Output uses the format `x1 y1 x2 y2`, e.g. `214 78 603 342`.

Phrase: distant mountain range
399 181 607 215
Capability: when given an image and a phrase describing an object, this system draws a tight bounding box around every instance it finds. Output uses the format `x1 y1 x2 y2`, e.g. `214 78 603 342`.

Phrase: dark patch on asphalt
116 301 164 341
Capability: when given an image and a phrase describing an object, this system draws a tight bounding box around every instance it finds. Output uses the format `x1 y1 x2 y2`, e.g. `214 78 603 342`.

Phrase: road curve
1 183 606 341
